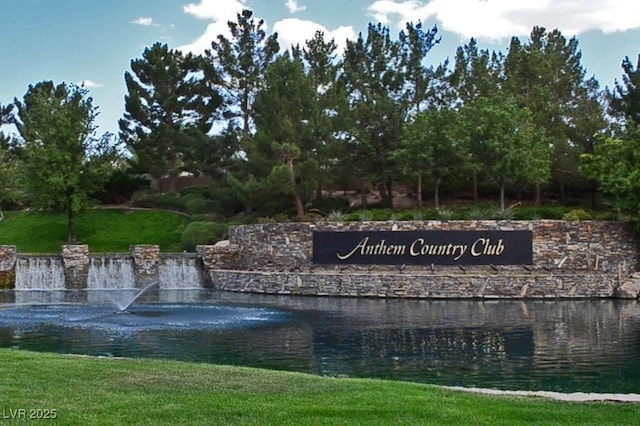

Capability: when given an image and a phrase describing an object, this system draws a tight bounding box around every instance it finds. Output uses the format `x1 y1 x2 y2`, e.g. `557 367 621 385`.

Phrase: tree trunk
559 177 566 202
360 180 368 209
67 197 75 243
472 170 478 201
434 176 441 210
535 183 541 205
416 176 423 209
500 179 506 212
287 158 305 219
379 181 393 208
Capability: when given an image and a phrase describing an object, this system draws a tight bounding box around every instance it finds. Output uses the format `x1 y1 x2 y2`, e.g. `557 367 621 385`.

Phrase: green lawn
0 209 190 253
0 349 637 425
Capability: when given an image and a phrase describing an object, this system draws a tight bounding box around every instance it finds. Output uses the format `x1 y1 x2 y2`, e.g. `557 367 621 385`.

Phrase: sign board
313 230 533 265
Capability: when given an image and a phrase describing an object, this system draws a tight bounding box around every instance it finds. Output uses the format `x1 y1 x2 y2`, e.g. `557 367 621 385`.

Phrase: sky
1 0 639 136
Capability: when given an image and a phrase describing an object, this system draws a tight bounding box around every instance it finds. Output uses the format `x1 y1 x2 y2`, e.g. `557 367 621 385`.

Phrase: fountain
107 280 160 313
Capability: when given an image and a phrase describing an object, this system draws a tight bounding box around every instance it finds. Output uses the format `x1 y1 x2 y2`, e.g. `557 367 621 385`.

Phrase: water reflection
1 290 639 394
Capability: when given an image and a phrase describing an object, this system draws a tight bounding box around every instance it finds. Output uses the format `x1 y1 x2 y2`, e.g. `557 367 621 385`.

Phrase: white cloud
367 0 640 41
285 0 306 14
273 18 356 54
132 17 154 26
179 0 249 53
79 80 104 89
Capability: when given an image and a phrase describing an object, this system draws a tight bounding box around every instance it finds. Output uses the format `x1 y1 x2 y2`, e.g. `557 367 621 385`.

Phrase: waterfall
87 256 135 290
15 256 66 290
158 256 204 289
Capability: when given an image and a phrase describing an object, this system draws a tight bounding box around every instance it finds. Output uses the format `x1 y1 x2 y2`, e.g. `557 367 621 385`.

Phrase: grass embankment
0 350 637 425
0 209 189 253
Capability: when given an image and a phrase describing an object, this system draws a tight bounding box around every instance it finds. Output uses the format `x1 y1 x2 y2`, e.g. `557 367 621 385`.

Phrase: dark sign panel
313 230 533 265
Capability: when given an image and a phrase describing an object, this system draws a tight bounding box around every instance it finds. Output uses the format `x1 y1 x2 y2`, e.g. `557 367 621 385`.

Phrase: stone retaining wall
1 220 639 298
200 220 640 299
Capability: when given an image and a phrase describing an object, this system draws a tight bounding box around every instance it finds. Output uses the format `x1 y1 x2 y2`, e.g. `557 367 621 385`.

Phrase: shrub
151 193 187 211
327 210 344 221
180 221 227 251
185 198 218 214
562 209 592 221
180 185 210 199
437 208 454 221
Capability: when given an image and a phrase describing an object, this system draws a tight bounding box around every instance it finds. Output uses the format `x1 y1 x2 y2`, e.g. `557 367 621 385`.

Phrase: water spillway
158 255 204 289
2 245 207 292
15 256 66 290
87 257 136 290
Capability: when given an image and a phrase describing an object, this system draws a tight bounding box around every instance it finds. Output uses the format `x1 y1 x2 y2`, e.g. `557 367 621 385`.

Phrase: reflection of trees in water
311 325 534 380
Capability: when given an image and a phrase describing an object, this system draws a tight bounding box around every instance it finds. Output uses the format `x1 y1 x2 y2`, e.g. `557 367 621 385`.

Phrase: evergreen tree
303 31 344 197
503 27 601 201
611 54 640 125
119 43 222 190
449 39 501 199
250 52 320 218
205 9 279 149
341 23 405 207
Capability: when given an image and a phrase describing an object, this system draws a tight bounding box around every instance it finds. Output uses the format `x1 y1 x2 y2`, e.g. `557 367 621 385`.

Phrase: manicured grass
0 349 637 425
0 209 190 253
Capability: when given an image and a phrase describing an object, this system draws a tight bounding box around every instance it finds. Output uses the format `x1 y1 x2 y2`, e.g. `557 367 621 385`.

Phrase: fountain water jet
106 280 159 313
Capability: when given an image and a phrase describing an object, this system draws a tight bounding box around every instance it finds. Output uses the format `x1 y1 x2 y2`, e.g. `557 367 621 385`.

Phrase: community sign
312 230 533 265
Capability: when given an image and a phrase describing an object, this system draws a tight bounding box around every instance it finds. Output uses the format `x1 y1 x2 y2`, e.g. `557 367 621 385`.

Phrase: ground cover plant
0 349 637 425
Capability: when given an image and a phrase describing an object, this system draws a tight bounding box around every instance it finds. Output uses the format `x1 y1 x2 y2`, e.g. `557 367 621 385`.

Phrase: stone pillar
0 245 17 290
61 245 90 289
130 245 160 288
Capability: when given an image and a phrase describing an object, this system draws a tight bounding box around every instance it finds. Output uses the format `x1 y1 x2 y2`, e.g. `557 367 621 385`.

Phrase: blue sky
2 0 639 136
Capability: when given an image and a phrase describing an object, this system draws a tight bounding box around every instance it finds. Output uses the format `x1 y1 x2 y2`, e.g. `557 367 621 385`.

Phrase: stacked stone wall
0 246 16 290
201 220 640 298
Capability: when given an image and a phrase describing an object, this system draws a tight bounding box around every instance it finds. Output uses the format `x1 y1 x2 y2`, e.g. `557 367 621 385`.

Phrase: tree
503 27 599 202
448 39 502 199
460 95 549 211
611 54 640 125
205 9 279 148
251 53 320 218
581 125 640 219
449 38 500 105
0 137 18 221
14 81 118 242
303 31 344 197
341 23 405 207
395 107 461 209
399 21 446 116
119 43 223 190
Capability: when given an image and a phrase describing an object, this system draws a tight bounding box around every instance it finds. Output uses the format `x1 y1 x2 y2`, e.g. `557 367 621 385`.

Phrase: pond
1 290 639 394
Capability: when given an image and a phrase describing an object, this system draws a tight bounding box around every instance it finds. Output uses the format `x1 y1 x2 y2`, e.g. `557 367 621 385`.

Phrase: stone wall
200 220 640 299
0 246 16 290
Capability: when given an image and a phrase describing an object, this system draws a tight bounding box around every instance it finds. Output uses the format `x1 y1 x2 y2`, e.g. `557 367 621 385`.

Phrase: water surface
1 290 639 394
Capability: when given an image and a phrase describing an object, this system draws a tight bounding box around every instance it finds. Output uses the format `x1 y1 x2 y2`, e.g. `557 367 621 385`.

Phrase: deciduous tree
14 81 118 242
